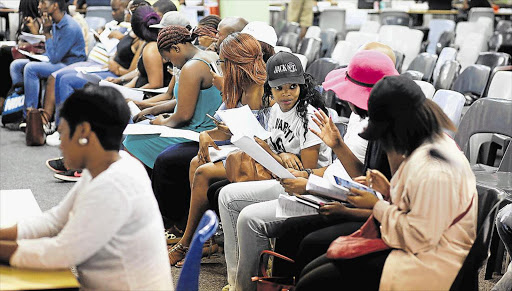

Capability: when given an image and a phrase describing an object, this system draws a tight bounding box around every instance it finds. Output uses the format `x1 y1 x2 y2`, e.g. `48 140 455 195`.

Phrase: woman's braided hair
157 25 194 51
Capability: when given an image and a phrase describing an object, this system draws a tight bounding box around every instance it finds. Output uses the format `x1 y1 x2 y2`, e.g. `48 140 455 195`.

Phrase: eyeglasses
216 59 225 66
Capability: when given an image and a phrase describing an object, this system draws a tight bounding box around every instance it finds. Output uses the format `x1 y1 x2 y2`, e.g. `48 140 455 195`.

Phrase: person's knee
190 156 200 172
238 205 264 234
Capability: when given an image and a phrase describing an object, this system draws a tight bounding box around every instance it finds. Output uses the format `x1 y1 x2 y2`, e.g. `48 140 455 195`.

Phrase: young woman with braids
122 25 222 169
165 32 272 266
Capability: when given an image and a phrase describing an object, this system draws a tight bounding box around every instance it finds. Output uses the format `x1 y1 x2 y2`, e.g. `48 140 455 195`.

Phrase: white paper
74 66 108 74
159 127 200 142
276 194 318 218
132 87 168 94
77 71 102 84
20 32 45 44
123 124 200 142
306 174 349 202
99 80 144 102
127 101 141 118
92 28 119 55
208 144 238 163
0 41 16 47
0 189 42 228
216 105 271 140
231 135 295 179
17 49 49 62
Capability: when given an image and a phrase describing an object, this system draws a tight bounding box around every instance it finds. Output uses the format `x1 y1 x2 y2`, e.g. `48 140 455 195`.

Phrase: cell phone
144 114 156 120
205 113 221 124
333 176 378 196
209 61 223 77
294 194 323 207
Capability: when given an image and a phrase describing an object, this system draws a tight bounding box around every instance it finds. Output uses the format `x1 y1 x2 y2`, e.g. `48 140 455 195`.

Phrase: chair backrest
407 52 438 82
345 8 369 31
379 11 411 27
496 20 512 34
434 60 461 90
285 22 301 34
401 70 423 80
475 52 511 72
393 50 405 73
320 29 338 57
305 26 322 39
297 37 322 66
274 46 292 53
436 31 455 55
330 40 357 66
176 210 219 291
432 89 465 128
427 19 456 54
305 58 341 84
85 16 107 31
476 17 494 40
468 7 495 24
487 71 512 100
414 80 436 100
293 53 308 71
359 20 380 33
449 189 500 291
498 32 512 55
452 64 491 97
433 47 458 83
401 29 424 71
498 144 512 172
319 8 346 34
345 31 379 49
454 98 512 159
277 32 300 52
86 6 113 22
455 22 485 47
457 32 488 71
488 34 503 52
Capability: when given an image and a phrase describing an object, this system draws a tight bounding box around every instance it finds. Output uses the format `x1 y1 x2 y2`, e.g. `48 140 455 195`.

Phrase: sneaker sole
54 172 81 182
46 158 65 173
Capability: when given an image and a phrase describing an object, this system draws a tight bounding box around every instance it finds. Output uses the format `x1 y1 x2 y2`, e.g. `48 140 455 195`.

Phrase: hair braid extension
158 25 194 51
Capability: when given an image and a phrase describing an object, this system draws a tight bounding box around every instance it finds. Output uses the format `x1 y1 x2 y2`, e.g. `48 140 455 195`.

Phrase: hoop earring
78 138 88 145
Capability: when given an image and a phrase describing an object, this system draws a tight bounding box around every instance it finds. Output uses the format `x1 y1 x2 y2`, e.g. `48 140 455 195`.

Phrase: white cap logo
273 62 298 74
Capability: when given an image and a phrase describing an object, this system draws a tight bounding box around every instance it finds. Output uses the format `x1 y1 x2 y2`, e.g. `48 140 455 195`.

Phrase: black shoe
46 157 67 173
54 169 82 182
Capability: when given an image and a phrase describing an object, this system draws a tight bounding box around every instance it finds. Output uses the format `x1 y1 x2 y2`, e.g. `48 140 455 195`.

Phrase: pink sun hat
322 50 398 111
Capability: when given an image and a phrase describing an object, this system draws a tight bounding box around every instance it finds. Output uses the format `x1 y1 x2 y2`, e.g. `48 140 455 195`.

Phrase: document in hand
77 71 102 84
123 124 200 142
127 101 141 118
209 144 239 163
276 194 321 218
91 28 119 55
19 32 45 45
216 105 270 140
99 80 144 102
230 135 295 179
306 159 352 201
132 87 168 94
17 49 49 62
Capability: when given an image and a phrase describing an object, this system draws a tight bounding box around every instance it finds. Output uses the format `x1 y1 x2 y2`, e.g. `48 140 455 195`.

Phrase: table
0 189 80 290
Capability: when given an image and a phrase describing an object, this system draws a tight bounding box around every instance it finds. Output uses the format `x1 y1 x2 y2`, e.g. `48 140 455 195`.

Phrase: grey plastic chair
434 60 461 90
401 70 424 81
475 52 511 72
320 29 337 57
297 37 322 67
86 6 113 23
433 47 457 83
305 58 341 84
285 22 301 35
432 90 465 129
496 20 512 33
277 32 300 53
488 33 503 52
319 8 346 34
406 52 438 82
427 19 455 55
468 7 495 24
451 64 491 105
380 11 411 27
436 31 455 55
393 50 404 73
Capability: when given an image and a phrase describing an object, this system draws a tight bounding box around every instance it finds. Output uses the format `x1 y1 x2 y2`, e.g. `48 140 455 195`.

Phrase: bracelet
304 168 313 177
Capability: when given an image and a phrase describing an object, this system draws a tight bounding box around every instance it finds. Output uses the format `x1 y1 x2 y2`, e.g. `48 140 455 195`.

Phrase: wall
219 0 269 23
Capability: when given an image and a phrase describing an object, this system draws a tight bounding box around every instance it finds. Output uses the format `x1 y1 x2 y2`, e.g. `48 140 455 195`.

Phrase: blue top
173 58 223 132
45 14 87 65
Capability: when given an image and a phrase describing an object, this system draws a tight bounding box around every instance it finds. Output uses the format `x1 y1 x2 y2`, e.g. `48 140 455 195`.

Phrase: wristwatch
304 168 313 177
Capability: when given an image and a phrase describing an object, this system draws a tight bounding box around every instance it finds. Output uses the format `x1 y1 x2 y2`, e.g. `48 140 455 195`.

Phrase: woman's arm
299 144 320 169
139 42 163 89
134 76 176 109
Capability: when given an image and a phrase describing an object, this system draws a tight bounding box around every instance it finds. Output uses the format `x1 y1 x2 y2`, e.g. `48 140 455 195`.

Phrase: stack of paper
17 50 49 62
99 80 144 102
123 124 200 142
19 32 45 45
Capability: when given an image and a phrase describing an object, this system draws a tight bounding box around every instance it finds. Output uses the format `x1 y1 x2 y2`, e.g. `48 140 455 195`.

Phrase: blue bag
2 83 25 126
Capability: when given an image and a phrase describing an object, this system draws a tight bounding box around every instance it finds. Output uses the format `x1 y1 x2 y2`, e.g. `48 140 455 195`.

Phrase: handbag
251 250 295 291
25 108 48 146
326 197 475 260
1 83 25 126
225 150 272 183
11 42 46 60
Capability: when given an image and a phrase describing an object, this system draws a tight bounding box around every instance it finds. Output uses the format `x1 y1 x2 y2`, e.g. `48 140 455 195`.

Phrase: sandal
174 238 219 268
165 225 184 245
168 243 188 266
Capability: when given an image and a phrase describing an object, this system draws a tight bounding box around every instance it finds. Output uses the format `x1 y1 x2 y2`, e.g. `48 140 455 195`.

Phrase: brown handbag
25 108 47 146
225 150 272 183
251 250 295 291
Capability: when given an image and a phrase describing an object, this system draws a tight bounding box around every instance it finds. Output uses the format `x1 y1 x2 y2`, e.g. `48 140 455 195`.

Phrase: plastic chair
457 32 487 71
475 52 511 72
426 19 455 55
401 29 424 71
406 53 438 82
498 32 512 55
455 22 486 48
330 41 356 66
496 20 512 33
433 47 457 84
345 31 378 49
305 58 341 84
468 7 495 24
485 66 512 99
449 189 501 291
393 50 404 73
379 11 411 27
434 60 461 90
432 89 465 128
488 33 503 52
319 8 346 34
85 16 107 31
401 70 424 81
297 37 322 67
305 26 322 39
452 64 491 105
176 210 219 291
344 8 368 31
293 53 308 71
436 31 455 55
274 46 292 53
277 32 300 53
359 20 380 33
86 6 113 23
414 80 436 100
285 22 301 35
319 29 337 57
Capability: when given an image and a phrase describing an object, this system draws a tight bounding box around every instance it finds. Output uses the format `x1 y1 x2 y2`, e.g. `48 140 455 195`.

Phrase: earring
78 138 88 145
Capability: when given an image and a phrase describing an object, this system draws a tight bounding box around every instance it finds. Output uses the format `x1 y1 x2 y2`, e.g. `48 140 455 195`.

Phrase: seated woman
192 15 221 49
0 85 173 290
295 76 477 290
123 24 223 169
163 32 271 266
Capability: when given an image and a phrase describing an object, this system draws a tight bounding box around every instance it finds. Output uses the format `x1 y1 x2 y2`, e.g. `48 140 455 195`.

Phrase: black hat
359 76 426 140
266 51 305 87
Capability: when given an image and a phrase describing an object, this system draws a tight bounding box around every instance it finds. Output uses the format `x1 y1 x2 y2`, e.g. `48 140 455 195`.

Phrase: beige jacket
373 135 477 291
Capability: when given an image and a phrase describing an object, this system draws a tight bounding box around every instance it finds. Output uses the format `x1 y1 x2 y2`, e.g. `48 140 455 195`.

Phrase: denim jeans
492 204 512 291
10 59 65 116
218 180 285 291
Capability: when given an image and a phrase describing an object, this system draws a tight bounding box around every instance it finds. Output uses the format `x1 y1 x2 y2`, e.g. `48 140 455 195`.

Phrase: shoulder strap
450 196 474 227
190 58 211 67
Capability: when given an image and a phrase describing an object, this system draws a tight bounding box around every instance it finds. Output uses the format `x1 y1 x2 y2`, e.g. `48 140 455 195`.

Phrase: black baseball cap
359 76 427 140
266 51 305 87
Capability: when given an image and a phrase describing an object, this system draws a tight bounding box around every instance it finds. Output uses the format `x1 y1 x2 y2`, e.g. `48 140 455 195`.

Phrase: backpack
2 83 25 126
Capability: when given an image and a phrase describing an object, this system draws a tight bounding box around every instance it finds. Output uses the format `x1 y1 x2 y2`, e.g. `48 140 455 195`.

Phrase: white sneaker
46 131 60 146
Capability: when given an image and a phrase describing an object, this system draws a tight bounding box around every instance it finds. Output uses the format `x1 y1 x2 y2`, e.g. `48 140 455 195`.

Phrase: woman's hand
198 131 219 164
254 136 272 153
346 188 380 209
216 122 232 136
309 109 344 150
150 114 167 125
41 12 52 34
318 202 350 218
353 169 391 200
278 153 303 170
106 76 122 84
211 70 224 92
132 107 155 122
279 177 308 195
24 16 38 32
108 30 125 40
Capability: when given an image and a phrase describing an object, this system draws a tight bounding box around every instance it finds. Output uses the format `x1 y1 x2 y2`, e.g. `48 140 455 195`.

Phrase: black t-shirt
363 140 392 180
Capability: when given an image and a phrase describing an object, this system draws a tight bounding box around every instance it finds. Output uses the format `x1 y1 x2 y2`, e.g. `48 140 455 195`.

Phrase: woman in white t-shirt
0 85 173 290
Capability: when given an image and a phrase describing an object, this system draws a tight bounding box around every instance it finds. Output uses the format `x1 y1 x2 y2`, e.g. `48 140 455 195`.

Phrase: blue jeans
10 59 66 116
493 204 512 291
